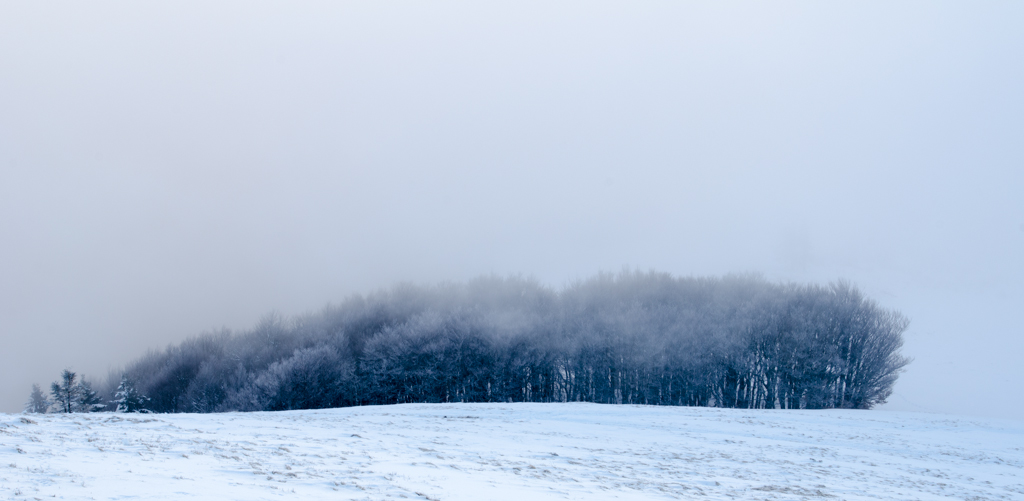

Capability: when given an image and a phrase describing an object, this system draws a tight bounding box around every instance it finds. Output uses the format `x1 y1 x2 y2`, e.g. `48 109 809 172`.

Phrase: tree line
25 272 911 414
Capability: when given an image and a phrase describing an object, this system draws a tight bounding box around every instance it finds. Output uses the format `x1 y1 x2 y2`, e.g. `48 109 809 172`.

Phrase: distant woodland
27 272 910 414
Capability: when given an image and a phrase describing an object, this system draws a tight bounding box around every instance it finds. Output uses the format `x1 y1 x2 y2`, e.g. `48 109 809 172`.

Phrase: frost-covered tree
114 375 150 413
50 369 79 413
262 345 353 410
75 379 105 412
24 384 49 414
95 272 909 413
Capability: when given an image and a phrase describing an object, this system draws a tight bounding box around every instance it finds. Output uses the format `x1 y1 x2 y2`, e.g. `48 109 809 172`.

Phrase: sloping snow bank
1 403 1021 500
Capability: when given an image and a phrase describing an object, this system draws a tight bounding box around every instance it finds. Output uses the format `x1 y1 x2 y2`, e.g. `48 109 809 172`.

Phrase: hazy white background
1 1 1021 418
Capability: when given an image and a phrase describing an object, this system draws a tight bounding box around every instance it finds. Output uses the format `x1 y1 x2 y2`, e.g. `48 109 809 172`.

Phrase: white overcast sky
1 1 1021 418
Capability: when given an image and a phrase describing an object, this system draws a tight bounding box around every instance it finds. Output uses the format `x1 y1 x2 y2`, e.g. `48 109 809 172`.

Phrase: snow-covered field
1 404 1021 500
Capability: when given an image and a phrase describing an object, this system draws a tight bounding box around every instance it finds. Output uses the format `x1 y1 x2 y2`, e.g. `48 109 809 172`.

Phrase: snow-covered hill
1 403 1021 500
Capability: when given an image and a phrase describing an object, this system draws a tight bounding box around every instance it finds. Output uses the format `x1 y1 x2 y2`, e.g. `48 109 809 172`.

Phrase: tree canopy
32 272 911 413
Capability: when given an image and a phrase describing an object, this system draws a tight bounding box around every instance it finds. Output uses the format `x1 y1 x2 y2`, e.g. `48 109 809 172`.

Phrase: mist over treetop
36 271 908 414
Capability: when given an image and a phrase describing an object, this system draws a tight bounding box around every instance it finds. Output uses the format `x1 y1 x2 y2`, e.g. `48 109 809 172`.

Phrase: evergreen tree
24 384 49 414
50 369 79 413
74 379 105 412
114 375 150 413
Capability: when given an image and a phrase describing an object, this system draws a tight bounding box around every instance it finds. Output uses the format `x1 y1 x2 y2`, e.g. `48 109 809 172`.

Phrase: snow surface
1 403 1021 500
